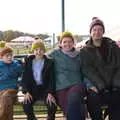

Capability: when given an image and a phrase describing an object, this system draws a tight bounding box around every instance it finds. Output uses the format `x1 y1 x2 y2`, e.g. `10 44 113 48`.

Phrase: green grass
14 105 62 115
14 105 48 115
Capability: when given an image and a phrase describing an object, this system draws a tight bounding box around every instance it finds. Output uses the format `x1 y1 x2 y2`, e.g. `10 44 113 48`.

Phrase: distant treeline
0 30 49 42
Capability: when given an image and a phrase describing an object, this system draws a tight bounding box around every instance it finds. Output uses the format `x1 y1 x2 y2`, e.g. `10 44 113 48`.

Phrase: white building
7 36 35 48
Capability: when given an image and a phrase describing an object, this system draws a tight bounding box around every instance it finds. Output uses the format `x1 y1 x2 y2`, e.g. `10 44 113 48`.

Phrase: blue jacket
0 60 22 91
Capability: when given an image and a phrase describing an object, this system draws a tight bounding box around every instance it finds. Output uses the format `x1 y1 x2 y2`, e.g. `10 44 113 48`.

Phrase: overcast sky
0 0 120 35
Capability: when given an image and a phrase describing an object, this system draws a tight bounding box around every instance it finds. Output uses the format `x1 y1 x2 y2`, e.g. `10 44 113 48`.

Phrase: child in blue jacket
0 44 22 120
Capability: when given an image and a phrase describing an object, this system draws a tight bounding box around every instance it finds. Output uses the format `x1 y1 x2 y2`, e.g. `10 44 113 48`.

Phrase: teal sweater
49 49 85 91
0 60 22 91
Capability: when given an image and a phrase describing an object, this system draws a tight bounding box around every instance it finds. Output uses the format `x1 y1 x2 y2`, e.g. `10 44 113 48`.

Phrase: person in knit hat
0 43 22 120
22 39 57 120
80 17 120 120
60 31 74 43
48 31 87 120
31 40 46 53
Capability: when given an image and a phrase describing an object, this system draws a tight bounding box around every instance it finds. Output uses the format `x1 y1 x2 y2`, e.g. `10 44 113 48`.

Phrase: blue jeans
67 85 86 120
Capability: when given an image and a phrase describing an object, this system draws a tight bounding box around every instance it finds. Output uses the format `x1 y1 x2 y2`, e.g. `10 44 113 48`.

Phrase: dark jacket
22 55 55 95
80 37 120 91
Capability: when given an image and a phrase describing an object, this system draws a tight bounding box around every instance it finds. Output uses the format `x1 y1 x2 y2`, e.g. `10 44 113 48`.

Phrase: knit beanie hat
31 40 46 52
60 31 74 43
0 41 6 52
90 17 105 33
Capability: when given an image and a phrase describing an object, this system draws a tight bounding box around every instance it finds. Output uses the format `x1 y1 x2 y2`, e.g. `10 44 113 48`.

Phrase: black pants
87 90 120 120
22 85 57 120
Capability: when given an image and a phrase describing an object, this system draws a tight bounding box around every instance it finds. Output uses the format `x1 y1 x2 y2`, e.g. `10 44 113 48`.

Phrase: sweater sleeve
46 60 56 94
112 44 120 88
21 56 32 94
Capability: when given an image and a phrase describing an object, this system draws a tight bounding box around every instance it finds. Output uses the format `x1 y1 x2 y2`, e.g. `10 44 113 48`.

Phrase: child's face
34 48 44 57
60 37 74 52
2 52 13 64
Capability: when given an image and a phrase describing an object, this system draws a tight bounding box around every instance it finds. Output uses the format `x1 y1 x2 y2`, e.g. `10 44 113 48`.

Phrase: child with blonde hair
22 40 56 120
